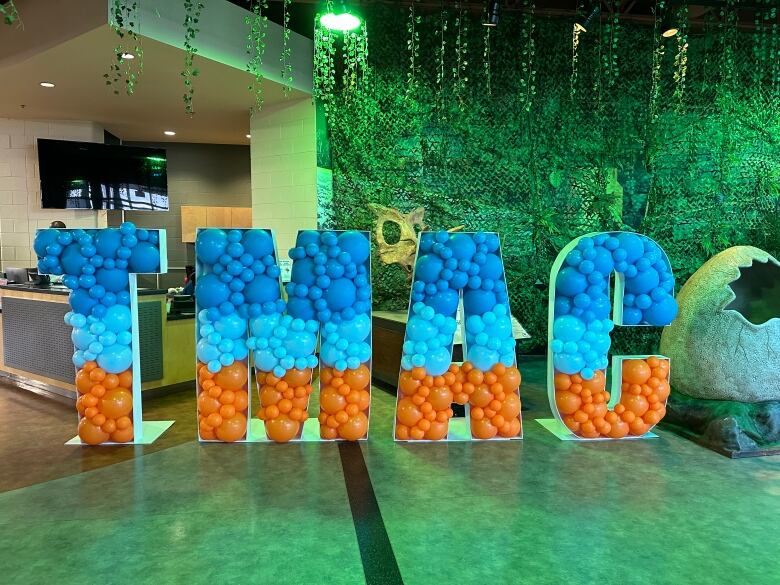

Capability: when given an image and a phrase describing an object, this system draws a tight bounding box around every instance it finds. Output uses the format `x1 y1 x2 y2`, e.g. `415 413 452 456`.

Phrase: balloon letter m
34 222 173 445
542 231 678 440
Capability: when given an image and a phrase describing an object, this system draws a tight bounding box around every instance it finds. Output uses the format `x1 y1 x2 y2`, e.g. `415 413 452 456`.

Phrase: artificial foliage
318 5 780 353
105 0 144 96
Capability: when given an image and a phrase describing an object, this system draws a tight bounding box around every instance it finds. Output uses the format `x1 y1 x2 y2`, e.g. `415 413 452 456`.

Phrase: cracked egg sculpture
660 246 780 455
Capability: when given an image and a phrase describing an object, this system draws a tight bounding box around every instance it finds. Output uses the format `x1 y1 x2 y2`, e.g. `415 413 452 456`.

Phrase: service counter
0 284 195 400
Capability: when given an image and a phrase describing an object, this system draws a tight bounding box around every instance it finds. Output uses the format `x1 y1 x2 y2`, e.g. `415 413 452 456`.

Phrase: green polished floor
1 357 779 585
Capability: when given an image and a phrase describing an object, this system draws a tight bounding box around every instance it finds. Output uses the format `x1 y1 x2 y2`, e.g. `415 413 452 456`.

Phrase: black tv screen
38 139 168 211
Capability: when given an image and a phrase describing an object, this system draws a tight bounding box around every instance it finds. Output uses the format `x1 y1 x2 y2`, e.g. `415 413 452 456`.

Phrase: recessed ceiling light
39 82 55 88
121 52 135 60
246 134 251 139
164 130 176 136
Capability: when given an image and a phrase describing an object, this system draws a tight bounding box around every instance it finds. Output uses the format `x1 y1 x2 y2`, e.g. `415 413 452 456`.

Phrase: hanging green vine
483 5 492 96
518 0 537 113
246 0 269 114
104 0 144 96
570 2 584 103
648 0 665 122
1 0 20 26
720 0 738 92
182 0 205 115
453 2 469 108
406 1 421 98
280 0 293 95
602 0 620 88
672 4 688 111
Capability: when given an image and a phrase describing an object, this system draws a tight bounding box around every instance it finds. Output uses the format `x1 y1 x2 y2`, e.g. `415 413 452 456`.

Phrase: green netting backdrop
318 6 780 353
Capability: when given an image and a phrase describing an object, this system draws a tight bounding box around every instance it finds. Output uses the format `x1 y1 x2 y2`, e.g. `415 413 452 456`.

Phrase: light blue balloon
208 360 222 373
214 312 247 340
406 315 437 342
97 343 133 374
117 331 133 346
320 342 344 367
72 350 86 368
425 347 451 376
104 304 132 333
220 353 235 367
283 330 317 359
468 345 499 372
88 341 104 355
337 313 371 343
250 312 280 338
71 327 95 350
196 338 220 363
254 349 278 372
553 315 586 343
232 339 249 361
553 352 586 375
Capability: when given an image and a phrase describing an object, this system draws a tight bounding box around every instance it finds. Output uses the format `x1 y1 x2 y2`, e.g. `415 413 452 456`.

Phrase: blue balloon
287 296 316 321
95 267 129 292
444 233 476 261
553 315 586 342
591 246 615 275
250 312 280 338
642 295 678 326
104 304 132 333
556 266 588 297
463 289 496 316
337 231 370 265
196 273 231 308
589 294 612 320
69 289 97 315
254 349 278 371
97 343 133 374
622 306 643 325
242 229 274 259
625 268 660 295
485 314 512 340
214 312 247 339
425 347 452 376
34 229 61 257
129 241 160 273
196 229 228 265
291 258 317 286
94 229 122 259
479 253 503 280
243 274 280 304
553 352 586 375
415 254 443 284
60 243 88 276
468 345 500 372
337 313 371 342
617 233 644 263
425 289 459 317
196 338 220 363
324 278 356 311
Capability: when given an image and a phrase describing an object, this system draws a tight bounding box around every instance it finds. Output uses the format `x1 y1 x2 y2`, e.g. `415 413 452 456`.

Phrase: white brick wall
250 98 317 255
0 118 107 271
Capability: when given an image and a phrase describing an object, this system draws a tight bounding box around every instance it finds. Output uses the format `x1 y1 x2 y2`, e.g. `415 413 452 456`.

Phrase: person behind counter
182 266 196 297
50 220 66 228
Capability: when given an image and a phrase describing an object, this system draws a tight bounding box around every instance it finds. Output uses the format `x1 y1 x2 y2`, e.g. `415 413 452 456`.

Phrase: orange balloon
622 394 649 417
320 425 338 440
100 388 133 419
102 374 119 390
555 390 581 415
399 371 420 395
427 386 454 411
554 372 572 391
216 412 247 442
499 417 522 438
111 425 134 443
499 366 521 390
234 390 249 412
76 369 94 394
500 392 522 420
470 384 493 408
265 416 299 442
396 397 422 427
607 419 630 439
83 360 98 372
78 418 110 445
582 369 606 392
471 418 498 440
101 419 117 434
622 359 652 385
358 390 371 411
215 361 248 391
320 386 347 415
344 364 370 390
425 420 449 440
338 412 368 441
284 367 312 387
118 370 132 388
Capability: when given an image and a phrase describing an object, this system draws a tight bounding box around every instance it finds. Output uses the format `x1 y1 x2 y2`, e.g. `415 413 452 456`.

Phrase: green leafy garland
406 1 421 98
246 0 269 114
280 0 293 95
519 0 537 113
483 3 492 96
104 0 144 96
648 0 666 122
182 0 204 115
453 1 469 108
672 3 688 111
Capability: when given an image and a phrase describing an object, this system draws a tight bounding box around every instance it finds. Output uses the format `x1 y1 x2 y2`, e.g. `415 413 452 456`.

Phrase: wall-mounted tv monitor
38 138 169 211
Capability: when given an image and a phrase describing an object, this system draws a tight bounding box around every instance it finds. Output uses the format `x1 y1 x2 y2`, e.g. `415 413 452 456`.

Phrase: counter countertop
0 284 168 296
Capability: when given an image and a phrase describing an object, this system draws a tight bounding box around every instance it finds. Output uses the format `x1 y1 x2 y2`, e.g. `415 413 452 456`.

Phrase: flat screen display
38 138 168 211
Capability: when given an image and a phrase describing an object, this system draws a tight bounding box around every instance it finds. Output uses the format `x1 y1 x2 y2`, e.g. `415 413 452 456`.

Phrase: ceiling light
320 2 361 31
164 130 176 136
39 81 55 88
575 4 601 33
484 0 500 27
246 134 251 139
660 9 678 37
121 52 135 60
